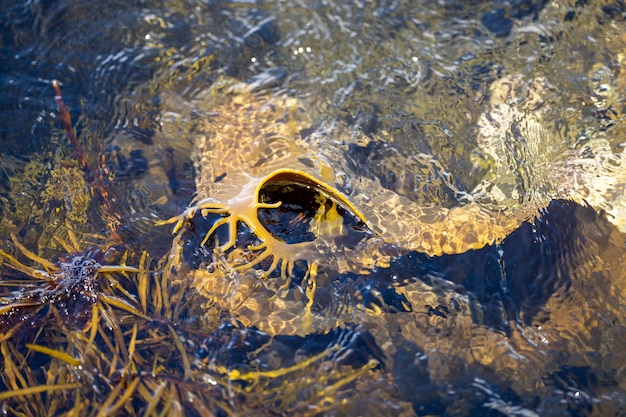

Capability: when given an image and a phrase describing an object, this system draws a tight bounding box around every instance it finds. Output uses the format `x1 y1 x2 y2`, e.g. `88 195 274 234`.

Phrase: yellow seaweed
0 383 81 401
25 344 82 367
164 168 373 279
99 294 152 321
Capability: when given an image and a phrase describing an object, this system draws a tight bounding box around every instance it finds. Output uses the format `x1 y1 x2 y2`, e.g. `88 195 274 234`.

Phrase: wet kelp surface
1 0 626 416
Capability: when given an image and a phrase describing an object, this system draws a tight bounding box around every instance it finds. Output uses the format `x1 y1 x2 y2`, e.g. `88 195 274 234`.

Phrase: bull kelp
2 0 626 416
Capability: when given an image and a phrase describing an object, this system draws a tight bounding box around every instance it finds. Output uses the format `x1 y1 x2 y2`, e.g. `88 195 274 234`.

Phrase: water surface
1 0 625 416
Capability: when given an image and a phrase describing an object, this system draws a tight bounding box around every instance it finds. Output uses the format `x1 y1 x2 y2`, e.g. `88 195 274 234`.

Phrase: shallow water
1 0 625 416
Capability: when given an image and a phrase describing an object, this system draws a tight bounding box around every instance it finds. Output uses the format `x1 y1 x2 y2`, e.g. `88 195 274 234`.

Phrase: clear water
1 0 625 415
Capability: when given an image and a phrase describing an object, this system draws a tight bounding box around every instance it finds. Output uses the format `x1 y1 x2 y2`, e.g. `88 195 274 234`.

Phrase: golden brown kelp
0 230 146 412
0 223 393 416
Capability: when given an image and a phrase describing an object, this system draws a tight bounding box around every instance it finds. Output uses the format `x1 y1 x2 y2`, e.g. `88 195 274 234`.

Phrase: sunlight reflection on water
0 0 625 415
